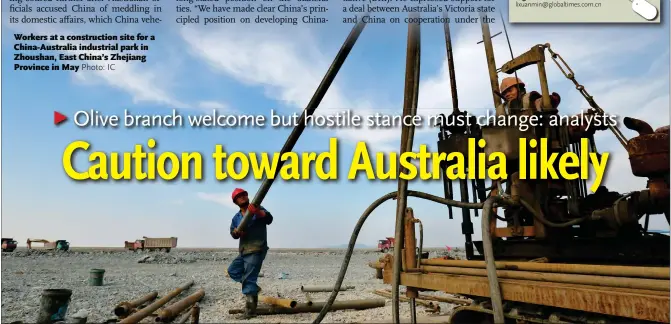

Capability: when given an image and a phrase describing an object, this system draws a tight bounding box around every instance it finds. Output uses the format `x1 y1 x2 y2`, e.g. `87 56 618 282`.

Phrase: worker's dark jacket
230 206 273 255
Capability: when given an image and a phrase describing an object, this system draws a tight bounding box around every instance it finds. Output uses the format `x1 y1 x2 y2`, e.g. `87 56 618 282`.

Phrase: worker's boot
238 294 258 319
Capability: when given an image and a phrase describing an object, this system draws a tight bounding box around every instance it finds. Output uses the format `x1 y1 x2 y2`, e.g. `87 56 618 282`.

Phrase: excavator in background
27 239 70 251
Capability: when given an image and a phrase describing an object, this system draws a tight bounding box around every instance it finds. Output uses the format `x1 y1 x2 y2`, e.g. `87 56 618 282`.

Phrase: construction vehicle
125 237 177 252
2 238 17 252
27 239 70 251
245 13 670 324
377 237 395 253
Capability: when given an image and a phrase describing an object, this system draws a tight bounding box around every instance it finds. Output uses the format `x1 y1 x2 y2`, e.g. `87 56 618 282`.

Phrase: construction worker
227 188 274 319
496 76 561 117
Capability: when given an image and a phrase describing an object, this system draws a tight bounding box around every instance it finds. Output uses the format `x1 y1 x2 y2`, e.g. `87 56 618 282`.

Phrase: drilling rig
226 10 670 324
373 13 671 324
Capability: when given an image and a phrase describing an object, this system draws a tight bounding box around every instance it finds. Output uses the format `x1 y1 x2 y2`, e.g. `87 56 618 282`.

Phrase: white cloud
179 25 402 149
179 23 658 152
196 192 239 210
197 101 236 113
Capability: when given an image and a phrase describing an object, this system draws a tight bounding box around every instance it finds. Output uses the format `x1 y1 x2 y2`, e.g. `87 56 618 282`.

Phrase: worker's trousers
227 249 267 296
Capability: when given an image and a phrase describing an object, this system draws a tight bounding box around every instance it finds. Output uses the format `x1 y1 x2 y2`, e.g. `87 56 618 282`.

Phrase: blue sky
1 0 670 248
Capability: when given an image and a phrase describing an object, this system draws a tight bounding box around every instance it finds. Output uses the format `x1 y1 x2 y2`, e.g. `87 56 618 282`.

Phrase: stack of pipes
414 259 670 291
113 281 204 324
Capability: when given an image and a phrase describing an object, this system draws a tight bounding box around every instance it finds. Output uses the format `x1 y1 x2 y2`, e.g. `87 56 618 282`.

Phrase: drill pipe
301 285 354 292
234 15 369 233
420 266 669 292
259 295 297 308
420 259 670 279
118 281 194 324
304 293 314 306
373 290 439 312
229 299 386 315
155 288 205 322
415 294 471 306
174 306 193 324
393 12 422 324
379 288 471 306
190 303 200 324
114 291 159 317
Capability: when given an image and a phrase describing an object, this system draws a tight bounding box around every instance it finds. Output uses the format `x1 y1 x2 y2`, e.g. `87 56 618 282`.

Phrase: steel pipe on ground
301 285 354 293
373 290 439 312
229 299 386 315
421 266 669 292
259 295 297 308
379 289 471 306
155 288 205 323
190 303 200 324
114 291 159 318
413 294 471 306
420 259 670 280
118 281 194 324
304 293 314 306
174 306 194 324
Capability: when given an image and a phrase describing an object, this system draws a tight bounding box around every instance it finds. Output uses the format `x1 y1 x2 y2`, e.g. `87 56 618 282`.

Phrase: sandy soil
1 248 463 323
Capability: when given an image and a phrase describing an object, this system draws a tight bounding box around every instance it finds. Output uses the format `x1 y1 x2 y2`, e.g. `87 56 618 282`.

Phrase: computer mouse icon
631 0 658 21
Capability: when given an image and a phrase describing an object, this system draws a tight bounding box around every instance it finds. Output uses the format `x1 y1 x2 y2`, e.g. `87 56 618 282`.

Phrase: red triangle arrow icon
54 111 67 125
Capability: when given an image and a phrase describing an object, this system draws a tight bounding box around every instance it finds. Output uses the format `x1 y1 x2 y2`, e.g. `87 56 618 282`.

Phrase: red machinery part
623 117 670 178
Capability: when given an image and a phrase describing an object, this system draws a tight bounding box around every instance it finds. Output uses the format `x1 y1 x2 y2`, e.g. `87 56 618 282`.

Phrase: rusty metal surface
156 288 205 323
369 261 384 269
373 289 439 312
624 117 655 135
648 178 670 200
624 118 670 177
450 305 556 323
404 208 417 271
118 280 194 324
386 272 669 322
190 303 200 324
420 257 670 279
114 291 158 318
228 299 386 315
259 295 297 308
499 45 545 74
419 265 669 291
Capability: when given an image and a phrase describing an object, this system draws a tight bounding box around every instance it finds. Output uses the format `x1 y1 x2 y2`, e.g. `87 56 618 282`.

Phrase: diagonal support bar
236 16 370 232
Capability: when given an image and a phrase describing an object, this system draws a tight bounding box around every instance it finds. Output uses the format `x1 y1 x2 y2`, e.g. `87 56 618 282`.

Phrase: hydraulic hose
311 190 484 324
519 198 587 228
482 196 505 323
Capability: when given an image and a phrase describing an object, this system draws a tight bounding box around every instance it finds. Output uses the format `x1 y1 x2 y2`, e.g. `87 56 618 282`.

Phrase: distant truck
2 238 18 252
27 239 70 251
378 237 395 253
125 237 177 252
